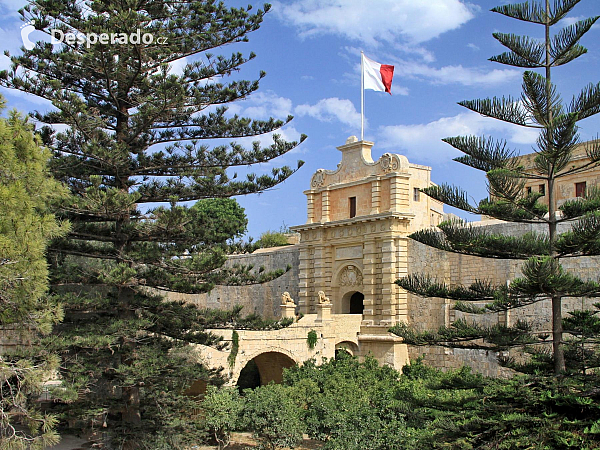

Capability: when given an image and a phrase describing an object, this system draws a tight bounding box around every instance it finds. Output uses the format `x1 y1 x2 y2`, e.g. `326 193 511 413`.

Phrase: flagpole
360 51 364 141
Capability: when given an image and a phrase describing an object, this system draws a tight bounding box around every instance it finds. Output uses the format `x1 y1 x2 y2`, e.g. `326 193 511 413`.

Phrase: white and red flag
360 52 395 140
362 54 394 94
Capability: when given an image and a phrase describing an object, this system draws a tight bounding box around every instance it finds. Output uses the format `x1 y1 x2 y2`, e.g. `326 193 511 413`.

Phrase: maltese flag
362 54 394 95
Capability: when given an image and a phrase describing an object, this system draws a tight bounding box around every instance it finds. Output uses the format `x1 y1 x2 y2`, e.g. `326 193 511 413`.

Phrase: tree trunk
552 293 566 374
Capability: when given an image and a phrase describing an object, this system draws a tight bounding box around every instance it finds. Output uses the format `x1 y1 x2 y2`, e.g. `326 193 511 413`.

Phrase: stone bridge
193 303 408 387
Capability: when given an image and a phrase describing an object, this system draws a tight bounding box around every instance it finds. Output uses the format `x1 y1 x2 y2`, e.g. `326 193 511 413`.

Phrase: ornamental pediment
308 136 409 190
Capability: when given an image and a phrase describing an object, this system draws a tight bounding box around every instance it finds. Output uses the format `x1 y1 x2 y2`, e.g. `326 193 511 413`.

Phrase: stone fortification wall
164 221 599 377
166 245 299 319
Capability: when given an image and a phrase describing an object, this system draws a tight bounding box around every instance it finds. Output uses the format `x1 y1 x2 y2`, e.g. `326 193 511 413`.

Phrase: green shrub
307 330 318 349
202 385 244 449
242 384 303 449
255 230 289 248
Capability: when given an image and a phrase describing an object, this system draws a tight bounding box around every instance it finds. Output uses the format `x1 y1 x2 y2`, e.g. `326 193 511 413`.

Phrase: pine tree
0 98 69 449
392 0 600 375
0 0 305 445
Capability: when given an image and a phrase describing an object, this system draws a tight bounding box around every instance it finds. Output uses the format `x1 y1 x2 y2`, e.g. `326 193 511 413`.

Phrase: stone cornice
290 211 414 232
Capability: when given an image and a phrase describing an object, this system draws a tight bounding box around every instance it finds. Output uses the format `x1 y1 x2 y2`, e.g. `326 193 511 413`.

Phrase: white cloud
295 97 361 128
224 91 293 121
273 0 477 46
399 62 521 86
377 111 539 163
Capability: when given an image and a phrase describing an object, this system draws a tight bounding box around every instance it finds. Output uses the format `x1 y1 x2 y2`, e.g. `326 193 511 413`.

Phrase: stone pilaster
297 244 312 314
321 190 330 223
395 236 409 324
379 237 397 326
362 239 377 326
307 193 315 224
371 179 381 214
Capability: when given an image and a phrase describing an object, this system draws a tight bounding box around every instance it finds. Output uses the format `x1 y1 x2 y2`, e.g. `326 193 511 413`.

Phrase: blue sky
1 0 599 239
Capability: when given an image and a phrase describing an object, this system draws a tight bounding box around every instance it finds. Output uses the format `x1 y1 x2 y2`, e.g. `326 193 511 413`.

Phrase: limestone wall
166 245 299 319
168 220 599 377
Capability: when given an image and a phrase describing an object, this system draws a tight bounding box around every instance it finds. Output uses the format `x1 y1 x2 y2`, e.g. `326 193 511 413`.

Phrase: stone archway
335 340 359 357
341 290 364 314
237 351 296 388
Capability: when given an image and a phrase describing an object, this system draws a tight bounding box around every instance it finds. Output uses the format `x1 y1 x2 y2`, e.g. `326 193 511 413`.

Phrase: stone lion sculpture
318 291 331 304
281 291 295 306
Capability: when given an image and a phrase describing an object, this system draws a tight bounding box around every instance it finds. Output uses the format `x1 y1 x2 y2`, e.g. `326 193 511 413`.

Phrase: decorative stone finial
346 135 358 144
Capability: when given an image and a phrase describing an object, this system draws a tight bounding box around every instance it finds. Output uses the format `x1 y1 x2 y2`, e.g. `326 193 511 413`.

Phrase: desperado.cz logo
20 22 167 50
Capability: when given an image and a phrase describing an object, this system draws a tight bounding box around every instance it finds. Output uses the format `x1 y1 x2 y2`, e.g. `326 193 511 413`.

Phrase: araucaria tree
393 0 600 375
0 0 304 445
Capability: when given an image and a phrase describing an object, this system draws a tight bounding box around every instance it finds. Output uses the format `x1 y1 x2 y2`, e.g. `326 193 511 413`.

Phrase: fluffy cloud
295 97 361 128
399 62 521 86
226 91 293 121
273 0 477 46
377 111 539 163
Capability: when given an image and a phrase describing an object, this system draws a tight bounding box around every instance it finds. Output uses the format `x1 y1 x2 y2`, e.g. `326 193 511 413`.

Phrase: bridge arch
335 340 359 357
234 347 298 388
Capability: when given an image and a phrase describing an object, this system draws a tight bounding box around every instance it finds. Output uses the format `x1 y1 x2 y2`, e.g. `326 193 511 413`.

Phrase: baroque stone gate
289 136 443 367
193 136 445 385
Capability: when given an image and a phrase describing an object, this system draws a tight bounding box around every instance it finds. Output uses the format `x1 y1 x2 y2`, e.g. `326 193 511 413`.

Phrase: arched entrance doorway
237 351 296 390
341 291 364 314
349 292 364 314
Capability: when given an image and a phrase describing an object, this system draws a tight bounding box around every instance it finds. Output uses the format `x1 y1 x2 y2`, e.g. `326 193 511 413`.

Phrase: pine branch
560 185 600 219
550 17 597 66
445 135 518 172
521 71 562 127
409 219 549 259
389 319 539 350
459 97 536 127
556 211 600 256
478 197 548 223
570 82 600 120
491 33 544 67
420 184 478 213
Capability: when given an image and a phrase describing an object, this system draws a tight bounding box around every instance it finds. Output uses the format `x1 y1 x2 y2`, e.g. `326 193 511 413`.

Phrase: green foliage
390 319 538 350
228 330 239 369
284 355 600 449
256 231 290 249
202 385 244 449
284 354 414 450
0 101 68 450
242 383 303 450
307 329 318 349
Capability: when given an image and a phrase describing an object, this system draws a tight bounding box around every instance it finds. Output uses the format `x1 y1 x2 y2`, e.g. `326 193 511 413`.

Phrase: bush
242 384 303 449
202 385 244 449
255 230 289 249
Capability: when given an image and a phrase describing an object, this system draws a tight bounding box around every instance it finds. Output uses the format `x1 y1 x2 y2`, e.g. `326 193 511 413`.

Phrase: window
413 188 420 202
349 196 356 218
576 181 586 198
526 186 532 195
539 184 545 196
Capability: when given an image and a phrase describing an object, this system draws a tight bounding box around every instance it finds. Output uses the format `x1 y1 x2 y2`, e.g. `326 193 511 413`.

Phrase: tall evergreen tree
0 98 69 450
0 0 305 445
392 0 600 375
